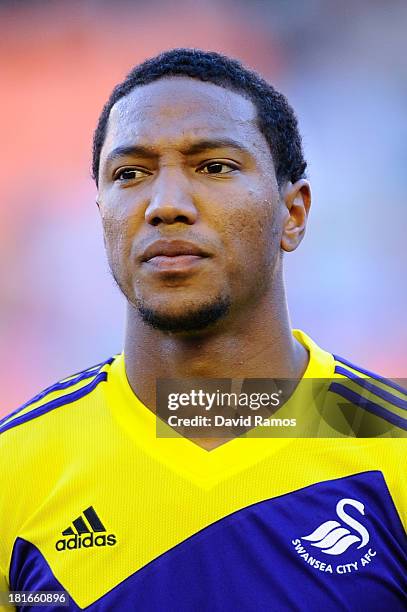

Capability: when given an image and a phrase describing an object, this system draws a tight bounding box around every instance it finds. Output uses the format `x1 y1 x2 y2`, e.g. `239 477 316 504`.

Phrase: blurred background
1 0 406 415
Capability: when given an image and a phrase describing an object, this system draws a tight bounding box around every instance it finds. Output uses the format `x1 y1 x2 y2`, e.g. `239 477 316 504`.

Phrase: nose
145 167 198 226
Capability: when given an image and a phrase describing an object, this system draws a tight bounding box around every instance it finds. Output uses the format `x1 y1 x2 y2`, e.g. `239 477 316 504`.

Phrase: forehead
102 77 265 154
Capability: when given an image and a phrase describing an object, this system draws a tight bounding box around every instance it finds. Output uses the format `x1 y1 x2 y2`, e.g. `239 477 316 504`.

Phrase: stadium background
1 0 406 415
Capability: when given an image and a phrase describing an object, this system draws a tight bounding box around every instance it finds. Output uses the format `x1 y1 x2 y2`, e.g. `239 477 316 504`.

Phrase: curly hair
92 48 307 187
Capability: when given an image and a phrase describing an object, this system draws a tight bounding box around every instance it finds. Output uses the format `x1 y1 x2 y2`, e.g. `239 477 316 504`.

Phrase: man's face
97 77 285 333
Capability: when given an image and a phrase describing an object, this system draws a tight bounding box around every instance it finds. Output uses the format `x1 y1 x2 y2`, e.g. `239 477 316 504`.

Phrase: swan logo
301 498 370 556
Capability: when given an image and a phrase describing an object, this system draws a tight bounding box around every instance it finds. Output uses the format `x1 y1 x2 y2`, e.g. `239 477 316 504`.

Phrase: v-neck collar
107 329 334 487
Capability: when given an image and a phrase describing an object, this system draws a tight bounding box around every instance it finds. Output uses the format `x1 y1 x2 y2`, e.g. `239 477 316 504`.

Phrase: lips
141 240 210 262
140 239 211 274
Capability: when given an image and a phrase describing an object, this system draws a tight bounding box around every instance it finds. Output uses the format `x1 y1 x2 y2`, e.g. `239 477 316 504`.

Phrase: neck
124 275 308 414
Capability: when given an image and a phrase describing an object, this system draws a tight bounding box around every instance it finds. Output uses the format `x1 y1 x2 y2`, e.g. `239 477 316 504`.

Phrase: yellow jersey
0 330 406 610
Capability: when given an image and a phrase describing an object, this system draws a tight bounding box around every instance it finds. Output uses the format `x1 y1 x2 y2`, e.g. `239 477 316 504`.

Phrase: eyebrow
104 138 251 166
181 138 251 156
105 145 157 165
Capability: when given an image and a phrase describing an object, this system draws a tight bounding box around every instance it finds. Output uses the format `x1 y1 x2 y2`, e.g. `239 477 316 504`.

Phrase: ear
280 179 311 252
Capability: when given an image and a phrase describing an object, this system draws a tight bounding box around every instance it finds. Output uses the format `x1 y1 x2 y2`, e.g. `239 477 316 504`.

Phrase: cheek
99 191 145 263
221 198 279 270
101 215 133 275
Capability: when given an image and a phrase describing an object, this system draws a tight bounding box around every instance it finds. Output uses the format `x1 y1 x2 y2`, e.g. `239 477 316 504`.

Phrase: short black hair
92 48 307 187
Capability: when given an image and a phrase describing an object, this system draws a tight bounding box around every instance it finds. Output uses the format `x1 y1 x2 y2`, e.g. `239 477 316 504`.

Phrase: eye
198 161 238 175
114 167 150 181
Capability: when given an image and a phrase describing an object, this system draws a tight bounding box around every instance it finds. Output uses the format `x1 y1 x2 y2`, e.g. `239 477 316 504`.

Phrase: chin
136 297 231 333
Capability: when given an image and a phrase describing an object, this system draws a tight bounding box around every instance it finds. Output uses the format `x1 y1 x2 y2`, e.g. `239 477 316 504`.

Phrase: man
0 49 405 611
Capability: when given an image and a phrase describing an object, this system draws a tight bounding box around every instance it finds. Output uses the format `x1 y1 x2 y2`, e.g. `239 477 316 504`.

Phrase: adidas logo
55 506 117 551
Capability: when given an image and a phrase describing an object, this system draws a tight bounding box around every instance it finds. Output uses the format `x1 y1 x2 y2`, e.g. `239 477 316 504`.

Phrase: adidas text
56 533 117 551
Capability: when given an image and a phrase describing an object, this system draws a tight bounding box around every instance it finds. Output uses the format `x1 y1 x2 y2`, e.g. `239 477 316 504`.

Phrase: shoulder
326 354 407 436
0 356 117 438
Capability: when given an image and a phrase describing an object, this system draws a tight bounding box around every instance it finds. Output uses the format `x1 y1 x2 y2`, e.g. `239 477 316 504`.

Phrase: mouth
144 254 206 272
140 240 211 274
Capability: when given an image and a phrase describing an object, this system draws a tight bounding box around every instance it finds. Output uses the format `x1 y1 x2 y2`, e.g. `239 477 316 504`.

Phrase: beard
108 263 232 333
136 295 231 333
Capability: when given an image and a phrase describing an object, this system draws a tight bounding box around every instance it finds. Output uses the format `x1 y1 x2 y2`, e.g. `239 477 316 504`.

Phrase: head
94 49 310 334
